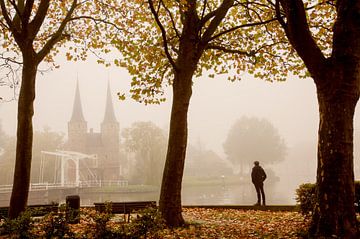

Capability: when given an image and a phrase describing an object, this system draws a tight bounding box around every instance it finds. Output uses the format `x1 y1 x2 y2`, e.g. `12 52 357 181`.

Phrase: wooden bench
94 201 157 222
0 203 59 219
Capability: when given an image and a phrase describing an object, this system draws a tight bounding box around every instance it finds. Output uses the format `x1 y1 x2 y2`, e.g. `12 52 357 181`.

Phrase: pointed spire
70 80 86 122
102 81 117 123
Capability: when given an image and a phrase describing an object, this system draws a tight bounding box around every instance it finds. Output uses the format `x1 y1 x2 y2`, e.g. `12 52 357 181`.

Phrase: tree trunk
310 79 359 238
277 1 360 236
159 69 193 227
8 55 38 219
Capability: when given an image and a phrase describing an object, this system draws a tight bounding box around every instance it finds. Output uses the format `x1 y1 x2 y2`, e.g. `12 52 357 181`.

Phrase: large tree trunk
310 74 359 237
277 1 360 237
159 69 193 227
309 2 360 236
8 54 38 219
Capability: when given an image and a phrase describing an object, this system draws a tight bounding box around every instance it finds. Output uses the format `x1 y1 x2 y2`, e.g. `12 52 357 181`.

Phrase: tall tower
68 80 87 151
100 81 120 179
101 81 120 149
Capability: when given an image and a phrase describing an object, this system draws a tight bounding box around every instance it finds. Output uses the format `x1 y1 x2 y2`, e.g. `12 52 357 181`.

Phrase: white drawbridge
40 150 97 187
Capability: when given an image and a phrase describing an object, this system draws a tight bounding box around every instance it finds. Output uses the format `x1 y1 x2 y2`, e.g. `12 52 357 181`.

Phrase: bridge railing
79 180 129 187
0 180 129 192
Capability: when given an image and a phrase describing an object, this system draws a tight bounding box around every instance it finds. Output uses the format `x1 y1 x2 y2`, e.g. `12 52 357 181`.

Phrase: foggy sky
0 58 320 151
2 57 360 198
0 1 360 207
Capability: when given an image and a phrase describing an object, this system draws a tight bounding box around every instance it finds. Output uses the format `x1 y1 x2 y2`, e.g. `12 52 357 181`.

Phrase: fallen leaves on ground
150 208 309 239
1 208 310 238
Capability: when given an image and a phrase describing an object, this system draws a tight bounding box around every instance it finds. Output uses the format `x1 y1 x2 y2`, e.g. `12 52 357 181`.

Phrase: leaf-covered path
154 208 309 238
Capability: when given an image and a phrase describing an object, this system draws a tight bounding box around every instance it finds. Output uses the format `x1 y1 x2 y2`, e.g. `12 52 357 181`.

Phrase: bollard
66 195 80 224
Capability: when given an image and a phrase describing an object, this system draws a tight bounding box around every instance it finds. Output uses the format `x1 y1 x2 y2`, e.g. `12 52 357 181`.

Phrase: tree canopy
0 0 122 219
122 121 167 186
223 116 286 173
113 0 325 104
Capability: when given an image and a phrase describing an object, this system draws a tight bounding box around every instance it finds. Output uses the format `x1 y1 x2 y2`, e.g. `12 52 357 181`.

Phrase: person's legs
254 184 261 205
259 183 265 205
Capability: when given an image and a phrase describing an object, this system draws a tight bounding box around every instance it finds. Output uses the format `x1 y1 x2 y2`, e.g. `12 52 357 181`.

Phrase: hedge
295 181 360 216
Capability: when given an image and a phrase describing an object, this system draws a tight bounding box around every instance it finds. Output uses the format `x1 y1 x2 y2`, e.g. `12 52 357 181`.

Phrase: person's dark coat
251 165 267 185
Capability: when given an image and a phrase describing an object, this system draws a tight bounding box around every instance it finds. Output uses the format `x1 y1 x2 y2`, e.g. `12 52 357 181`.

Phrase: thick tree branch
9 0 23 29
199 4 218 27
22 0 34 26
277 0 326 79
148 0 177 70
201 0 234 43
200 0 207 21
37 0 78 62
28 0 50 40
275 0 286 28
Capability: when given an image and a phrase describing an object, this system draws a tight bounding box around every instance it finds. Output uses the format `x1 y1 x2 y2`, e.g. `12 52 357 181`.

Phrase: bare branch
209 17 277 42
69 16 128 33
0 54 22 65
0 0 16 33
206 44 254 57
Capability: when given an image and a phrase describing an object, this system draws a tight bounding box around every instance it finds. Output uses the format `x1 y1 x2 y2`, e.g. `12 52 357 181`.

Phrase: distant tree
0 128 64 185
354 130 360 177
30 127 64 183
185 144 232 178
0 0 120 218
0 120 7 149
0 120 12 184
122 121 167 186
0 135 15 185
223 116 286 174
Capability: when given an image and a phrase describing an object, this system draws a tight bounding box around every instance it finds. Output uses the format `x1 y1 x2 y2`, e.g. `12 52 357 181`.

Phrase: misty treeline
0 118 285 186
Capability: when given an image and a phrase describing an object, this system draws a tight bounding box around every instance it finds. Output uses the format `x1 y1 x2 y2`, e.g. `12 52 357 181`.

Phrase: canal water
0 183 296 206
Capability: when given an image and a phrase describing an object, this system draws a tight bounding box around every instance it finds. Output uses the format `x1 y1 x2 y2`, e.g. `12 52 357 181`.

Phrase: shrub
296 181 360 216
38 204 74 239
1 205 166 238
0 209 34 238
295 183 316 216
130 207 165 238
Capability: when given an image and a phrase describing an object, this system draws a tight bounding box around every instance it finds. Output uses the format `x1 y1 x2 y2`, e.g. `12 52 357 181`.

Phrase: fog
1 58 360 205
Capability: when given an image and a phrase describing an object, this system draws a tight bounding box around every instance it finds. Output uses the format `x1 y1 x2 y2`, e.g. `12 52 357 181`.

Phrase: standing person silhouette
251 161 267 206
